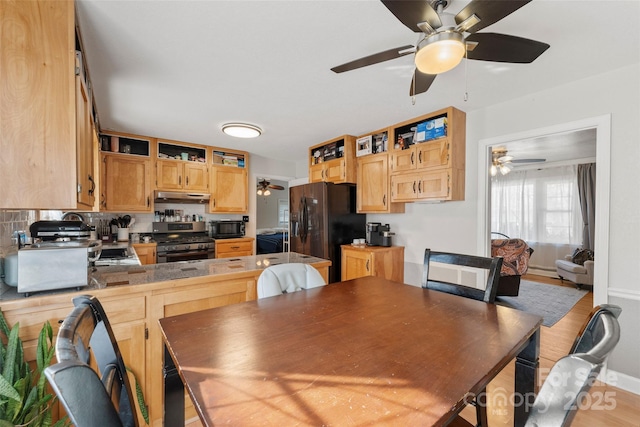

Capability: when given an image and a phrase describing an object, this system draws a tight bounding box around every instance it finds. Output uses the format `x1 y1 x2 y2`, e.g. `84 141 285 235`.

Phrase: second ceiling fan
331 0 550 96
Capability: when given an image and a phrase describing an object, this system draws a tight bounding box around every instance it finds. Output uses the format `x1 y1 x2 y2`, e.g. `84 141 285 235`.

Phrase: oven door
157 248 214 263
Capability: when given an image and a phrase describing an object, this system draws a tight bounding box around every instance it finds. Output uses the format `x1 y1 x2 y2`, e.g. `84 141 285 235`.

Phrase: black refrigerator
290 182 366 283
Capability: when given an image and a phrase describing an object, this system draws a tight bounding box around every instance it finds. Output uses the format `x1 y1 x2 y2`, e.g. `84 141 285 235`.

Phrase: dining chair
422 248 504 303
44 295 139 427
257 263 326 299
451 304 622 427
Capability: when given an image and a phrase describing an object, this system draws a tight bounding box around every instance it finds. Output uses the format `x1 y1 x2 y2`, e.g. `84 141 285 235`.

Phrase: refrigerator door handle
301 197 309 244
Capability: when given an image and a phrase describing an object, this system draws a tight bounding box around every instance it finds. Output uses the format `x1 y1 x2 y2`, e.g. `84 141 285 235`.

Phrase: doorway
477 115 611 306
255 178 290 254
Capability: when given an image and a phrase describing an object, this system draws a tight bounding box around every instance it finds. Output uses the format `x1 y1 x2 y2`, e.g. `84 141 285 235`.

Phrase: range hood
154 191 210 204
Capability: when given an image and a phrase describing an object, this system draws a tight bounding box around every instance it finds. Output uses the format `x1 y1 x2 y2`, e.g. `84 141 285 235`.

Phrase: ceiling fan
490 148 545 176
331 0 550 96
257 178 284 196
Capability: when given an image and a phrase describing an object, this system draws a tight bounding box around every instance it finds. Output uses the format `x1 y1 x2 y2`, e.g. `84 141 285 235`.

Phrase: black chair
422 249 503 427
422 248 503 303
44 295 139 427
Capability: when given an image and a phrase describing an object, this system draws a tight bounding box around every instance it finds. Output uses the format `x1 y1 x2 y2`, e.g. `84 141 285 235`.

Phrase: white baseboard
601 367 640 396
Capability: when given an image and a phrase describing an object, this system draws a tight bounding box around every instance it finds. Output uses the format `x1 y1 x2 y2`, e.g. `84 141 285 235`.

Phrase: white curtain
491 165 583 272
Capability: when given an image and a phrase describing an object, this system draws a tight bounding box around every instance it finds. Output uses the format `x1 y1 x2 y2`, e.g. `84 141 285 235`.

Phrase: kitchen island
0 252 331 427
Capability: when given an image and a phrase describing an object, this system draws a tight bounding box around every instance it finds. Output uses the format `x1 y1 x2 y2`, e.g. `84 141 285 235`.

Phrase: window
278 199 288 226
491 165 582 246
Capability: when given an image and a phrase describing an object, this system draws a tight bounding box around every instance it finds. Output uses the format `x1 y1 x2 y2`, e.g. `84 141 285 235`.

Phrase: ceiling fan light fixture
222 123 262 138
415 31 465 75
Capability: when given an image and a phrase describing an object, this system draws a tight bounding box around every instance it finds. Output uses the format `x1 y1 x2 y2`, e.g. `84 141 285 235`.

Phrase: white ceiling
75 0 640 166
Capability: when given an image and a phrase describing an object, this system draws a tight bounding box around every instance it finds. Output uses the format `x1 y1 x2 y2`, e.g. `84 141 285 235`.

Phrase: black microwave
209 220 245 239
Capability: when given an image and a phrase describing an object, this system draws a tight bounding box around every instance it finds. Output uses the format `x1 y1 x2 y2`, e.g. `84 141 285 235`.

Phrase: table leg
163 345 185 427
514 328 540 427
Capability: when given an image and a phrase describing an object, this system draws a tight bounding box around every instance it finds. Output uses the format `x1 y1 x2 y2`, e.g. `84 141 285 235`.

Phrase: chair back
570 304 622 362
422 249 503 303
258 263 326 299
44 295 138 427
525 305 621 427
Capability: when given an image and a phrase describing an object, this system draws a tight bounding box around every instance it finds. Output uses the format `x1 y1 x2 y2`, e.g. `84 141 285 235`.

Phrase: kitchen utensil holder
117 228 130 242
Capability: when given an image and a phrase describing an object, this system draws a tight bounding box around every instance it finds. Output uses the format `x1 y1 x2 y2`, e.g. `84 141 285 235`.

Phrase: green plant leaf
0 310 11 340
0 375 20 402
2 324 20 386
126 366 149 425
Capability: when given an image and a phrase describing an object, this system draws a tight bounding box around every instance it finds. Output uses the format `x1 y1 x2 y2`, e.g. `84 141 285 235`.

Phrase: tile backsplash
0 210 36 256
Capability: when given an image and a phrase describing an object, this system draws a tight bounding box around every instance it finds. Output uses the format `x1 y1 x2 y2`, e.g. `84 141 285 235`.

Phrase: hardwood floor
460 274 640 426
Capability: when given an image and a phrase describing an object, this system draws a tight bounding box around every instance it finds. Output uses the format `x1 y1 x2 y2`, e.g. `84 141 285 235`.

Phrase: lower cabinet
341 245 405 283
215 237 254 258
132 243 157 265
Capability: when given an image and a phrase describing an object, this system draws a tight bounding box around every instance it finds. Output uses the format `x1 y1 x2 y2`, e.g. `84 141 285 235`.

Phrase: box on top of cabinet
416 116 447 142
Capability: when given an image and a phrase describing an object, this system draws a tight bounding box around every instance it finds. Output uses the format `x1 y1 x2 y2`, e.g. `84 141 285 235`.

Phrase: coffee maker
365 222 394 247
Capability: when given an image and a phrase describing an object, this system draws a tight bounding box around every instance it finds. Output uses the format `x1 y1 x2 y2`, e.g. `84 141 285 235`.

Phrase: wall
367 64 640 392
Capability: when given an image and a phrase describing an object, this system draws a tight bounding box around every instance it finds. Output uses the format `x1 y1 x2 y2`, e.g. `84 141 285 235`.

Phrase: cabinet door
390 173 418 202
215 239 253 258
357 154 390 212
324 159 346 183
309 163 325 183
102 155 152 211
210 167 248 212
0 0 77 209
416 139 450 169
418 170 450 200
76 72 95 209
156 160 183 190
132 244 157 265
184 162 209 191
390 147 416 173
341 248 372 281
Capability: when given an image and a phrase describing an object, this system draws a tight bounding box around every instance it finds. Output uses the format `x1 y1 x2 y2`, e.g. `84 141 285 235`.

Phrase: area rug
497 280 588 327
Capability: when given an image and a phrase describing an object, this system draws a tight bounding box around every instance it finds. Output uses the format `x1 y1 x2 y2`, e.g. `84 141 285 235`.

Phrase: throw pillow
571 248 594 265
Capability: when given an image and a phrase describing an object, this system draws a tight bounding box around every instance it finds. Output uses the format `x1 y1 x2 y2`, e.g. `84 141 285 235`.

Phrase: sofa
556 254 594 288
491 238 533 297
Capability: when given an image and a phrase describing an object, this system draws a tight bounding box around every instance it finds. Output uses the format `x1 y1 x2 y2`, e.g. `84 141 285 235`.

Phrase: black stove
152 222 215 263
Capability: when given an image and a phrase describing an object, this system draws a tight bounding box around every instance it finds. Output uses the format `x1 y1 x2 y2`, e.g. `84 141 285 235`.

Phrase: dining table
159 276 542 426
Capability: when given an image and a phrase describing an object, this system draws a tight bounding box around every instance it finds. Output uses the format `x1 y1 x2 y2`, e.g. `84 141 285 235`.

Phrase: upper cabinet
389 107 466 202
156 141 209 192
1 0 91 209
99 132 153 212
355 128 405 214
209 149 249 213
309 136 356 184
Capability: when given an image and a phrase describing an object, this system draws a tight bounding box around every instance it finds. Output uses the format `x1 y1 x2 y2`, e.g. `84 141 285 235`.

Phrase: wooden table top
159 276 542 426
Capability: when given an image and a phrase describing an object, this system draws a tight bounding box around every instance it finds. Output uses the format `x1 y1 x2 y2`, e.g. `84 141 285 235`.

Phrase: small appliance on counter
365 222 395 247
13 221 103 296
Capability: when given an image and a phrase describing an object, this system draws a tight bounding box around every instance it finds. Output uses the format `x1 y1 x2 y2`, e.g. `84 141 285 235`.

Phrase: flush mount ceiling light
415 31 465 75
221 123 262 138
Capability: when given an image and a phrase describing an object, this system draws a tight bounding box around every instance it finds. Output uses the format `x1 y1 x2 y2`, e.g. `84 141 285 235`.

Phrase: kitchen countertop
0 252 330 301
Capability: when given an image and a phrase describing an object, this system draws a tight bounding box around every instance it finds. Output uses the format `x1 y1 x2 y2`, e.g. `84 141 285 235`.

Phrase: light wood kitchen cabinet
75 61 96 210
389 107 466 202
132 242 157 265
356 151 405 214
210 165 248 213
309 135 356 184
0 0 81 209
101 153 153 212
215 237 254 258
156 140 209 192
341 245 404 283
156 160 208 192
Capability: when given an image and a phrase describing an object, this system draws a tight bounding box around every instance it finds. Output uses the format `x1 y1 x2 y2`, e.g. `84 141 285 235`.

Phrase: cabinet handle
418 151 422 164
186 176 189 186
179 176 182 185
212 199 216 207
418 181 422 193
411 152 415 165
147 197 150 207
413 181 416 193
383 194 386 206
231 246 240 249
366 259 370 272
88 175 95 196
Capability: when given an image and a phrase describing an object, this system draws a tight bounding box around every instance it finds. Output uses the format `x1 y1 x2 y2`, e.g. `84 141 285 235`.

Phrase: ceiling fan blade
455 0 531 33
268 185 285 190
510 158 546 163
410 69 436 96
465 33 549 63
381 0 442 32
331 45 414 73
